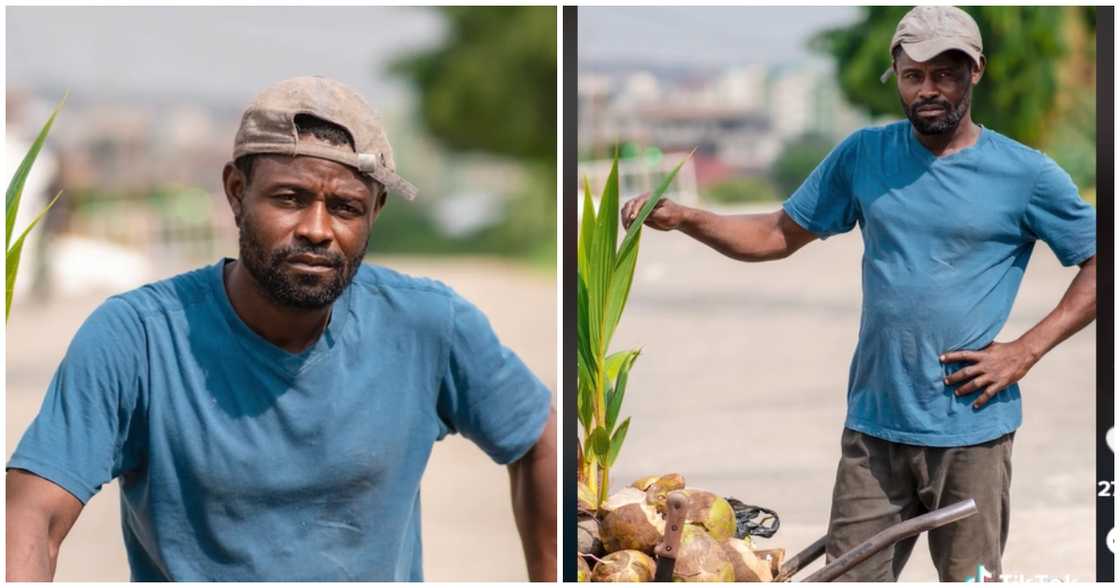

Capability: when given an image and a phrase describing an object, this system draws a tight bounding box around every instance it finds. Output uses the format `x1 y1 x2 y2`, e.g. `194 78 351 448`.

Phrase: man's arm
507 408 556 581
943 255 1097 408
620 195 817 262
7 469 84 581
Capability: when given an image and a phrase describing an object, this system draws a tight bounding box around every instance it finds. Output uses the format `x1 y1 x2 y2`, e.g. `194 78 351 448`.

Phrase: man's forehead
253 154 373 191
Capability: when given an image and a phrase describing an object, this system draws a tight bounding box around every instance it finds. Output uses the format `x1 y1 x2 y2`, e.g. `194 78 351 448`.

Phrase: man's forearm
509 410 557 581
678 208 808 262
6 510 57 581
1015 255 1096 361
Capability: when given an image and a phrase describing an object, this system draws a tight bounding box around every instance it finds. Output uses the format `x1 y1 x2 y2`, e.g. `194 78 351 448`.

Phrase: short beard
902 85 971 136
236 213 366 310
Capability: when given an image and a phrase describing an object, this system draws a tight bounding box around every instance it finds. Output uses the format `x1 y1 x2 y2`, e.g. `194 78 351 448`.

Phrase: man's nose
294 201 333 246
918 75 940 100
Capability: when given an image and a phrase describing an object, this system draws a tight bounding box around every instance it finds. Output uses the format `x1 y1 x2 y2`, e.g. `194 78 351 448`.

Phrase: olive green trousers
825 427 1014 582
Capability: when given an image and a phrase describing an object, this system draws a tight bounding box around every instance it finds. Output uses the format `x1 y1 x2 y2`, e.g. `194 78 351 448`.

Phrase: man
6 76 556 581
622 6 1095 582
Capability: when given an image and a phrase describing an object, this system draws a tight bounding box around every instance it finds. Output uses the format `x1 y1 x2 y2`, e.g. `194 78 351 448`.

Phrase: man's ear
222 161 245 225
971 55 986 85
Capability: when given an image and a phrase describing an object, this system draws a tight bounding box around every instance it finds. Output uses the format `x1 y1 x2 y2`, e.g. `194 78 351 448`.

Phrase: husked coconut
643 474 686 509
720 538 773 582
577 557 591 582
678 489 736 542
672 525 734 582
601 487 646 513
590 549 656 582
577 513 605 557
601 501 665 554
754 548 785 578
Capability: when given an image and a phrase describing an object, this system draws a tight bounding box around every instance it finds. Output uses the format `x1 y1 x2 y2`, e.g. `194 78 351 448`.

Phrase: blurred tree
392 7 556 166
812 7 1095 148
388 7 557 264
703 176 779 204
771 132 835 198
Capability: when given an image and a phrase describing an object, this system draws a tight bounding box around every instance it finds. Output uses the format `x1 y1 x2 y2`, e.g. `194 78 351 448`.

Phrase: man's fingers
953 375 988 397
944 365 980 386
972 383 1002 409
940 350 981 363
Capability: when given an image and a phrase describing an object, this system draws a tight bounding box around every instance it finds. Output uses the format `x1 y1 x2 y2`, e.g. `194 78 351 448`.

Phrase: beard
902 85 971 135
236 213 366 310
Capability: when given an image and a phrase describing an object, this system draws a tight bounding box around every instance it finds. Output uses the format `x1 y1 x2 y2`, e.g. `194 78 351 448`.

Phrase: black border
1097 5 1114 583
562 4 579 583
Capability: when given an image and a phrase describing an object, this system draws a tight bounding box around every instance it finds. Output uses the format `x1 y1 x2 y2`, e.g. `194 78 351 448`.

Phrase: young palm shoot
576 151 692 510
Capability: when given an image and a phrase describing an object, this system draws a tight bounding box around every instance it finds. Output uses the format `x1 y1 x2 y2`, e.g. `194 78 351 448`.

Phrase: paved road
6 255 556 582
606 203 1095 582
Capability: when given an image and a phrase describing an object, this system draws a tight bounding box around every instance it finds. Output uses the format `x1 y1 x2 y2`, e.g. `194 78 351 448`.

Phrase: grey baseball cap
880 6 984 84
233 76 418 200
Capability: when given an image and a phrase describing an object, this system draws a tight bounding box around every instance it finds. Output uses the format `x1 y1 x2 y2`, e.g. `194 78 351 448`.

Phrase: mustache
275 244 346 268
911 98 952 112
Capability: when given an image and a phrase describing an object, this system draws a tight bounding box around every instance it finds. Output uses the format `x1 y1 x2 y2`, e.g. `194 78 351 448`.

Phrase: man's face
895 50 982 135
224 137 384 310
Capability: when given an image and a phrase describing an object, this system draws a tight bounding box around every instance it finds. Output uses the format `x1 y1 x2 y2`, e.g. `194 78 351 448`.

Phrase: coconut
600 500 665 554
720 538 773 582
672 525 734 582
590 549 656 582
577 556 592 582
754 548 785 578
577 513 605 557
643 474 686 509
678 489 736 542
600 486 646 513
631 472 685 492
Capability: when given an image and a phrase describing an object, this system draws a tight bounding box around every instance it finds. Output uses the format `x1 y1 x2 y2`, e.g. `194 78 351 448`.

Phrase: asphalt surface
605 203 1096 582
6 255 556 582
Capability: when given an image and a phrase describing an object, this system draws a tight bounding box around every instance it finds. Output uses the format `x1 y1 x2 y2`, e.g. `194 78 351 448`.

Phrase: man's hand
621 192 687 231
941 341 1039 409
942 255 1096 410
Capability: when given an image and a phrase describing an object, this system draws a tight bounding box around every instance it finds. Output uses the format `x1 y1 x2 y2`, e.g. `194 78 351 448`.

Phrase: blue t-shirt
8 259 551 581
783 121 1095 447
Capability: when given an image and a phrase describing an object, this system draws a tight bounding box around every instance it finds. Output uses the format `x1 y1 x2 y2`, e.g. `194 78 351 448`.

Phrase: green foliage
771 132 835 198
577 151 691 508
392 7 556 165
702 176 780 204
7 96 65 321
813 6 1080 147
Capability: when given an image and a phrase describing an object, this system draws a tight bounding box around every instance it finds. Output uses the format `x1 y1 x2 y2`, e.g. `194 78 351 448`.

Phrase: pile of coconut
577 473 783 582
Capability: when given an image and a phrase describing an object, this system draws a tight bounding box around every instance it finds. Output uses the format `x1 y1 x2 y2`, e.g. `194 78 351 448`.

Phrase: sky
7 6 444 112
579 6 861 70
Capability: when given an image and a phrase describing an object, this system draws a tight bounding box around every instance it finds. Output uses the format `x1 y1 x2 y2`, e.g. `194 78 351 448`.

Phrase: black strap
727 497 780 539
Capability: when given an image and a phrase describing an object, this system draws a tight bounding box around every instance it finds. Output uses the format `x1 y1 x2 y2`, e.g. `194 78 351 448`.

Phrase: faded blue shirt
783 121 1095 447
8 259 551 580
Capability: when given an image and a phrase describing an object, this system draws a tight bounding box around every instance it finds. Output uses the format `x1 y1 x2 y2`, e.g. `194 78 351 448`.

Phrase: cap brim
369 168 418 201
899 40 982 68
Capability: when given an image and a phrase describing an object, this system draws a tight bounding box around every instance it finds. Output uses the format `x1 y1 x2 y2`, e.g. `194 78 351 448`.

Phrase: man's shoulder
108 262 218 320
979 127 1050 168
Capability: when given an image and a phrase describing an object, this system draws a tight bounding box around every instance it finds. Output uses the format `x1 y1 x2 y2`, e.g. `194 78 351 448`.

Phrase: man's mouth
286 254 338 274
915 105 946 116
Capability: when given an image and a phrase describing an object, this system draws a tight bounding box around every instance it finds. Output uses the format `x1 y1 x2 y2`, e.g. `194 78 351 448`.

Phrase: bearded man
6 76 556 582
621 6 1095 581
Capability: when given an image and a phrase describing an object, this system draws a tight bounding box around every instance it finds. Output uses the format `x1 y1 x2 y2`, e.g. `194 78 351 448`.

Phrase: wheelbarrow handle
797 498 978 583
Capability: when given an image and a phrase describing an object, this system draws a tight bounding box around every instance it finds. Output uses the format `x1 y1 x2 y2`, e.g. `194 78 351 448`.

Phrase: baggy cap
233 76 418 200
880 6 984 84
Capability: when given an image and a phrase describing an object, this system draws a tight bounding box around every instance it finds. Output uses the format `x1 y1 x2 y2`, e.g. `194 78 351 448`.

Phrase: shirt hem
843 416 1020 447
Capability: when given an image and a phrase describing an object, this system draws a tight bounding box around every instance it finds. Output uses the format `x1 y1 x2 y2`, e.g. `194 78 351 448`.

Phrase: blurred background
579 6 1097 582
6 6 555 581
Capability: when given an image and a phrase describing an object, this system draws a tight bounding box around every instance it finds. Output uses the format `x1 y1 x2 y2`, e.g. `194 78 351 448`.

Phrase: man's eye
331 201 363 216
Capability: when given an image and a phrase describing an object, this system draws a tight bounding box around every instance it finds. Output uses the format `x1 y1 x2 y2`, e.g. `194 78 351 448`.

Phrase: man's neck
912 116 982 158
223 260 332 354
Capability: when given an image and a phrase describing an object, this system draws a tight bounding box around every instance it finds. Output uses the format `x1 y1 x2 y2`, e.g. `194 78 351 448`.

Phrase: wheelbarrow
653 491 978 582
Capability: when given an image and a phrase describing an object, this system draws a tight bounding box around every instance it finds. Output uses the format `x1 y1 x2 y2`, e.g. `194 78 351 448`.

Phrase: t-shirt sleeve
781 131 862 239
1023 155 1097 266
435 294 552 465
7 296 147 504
